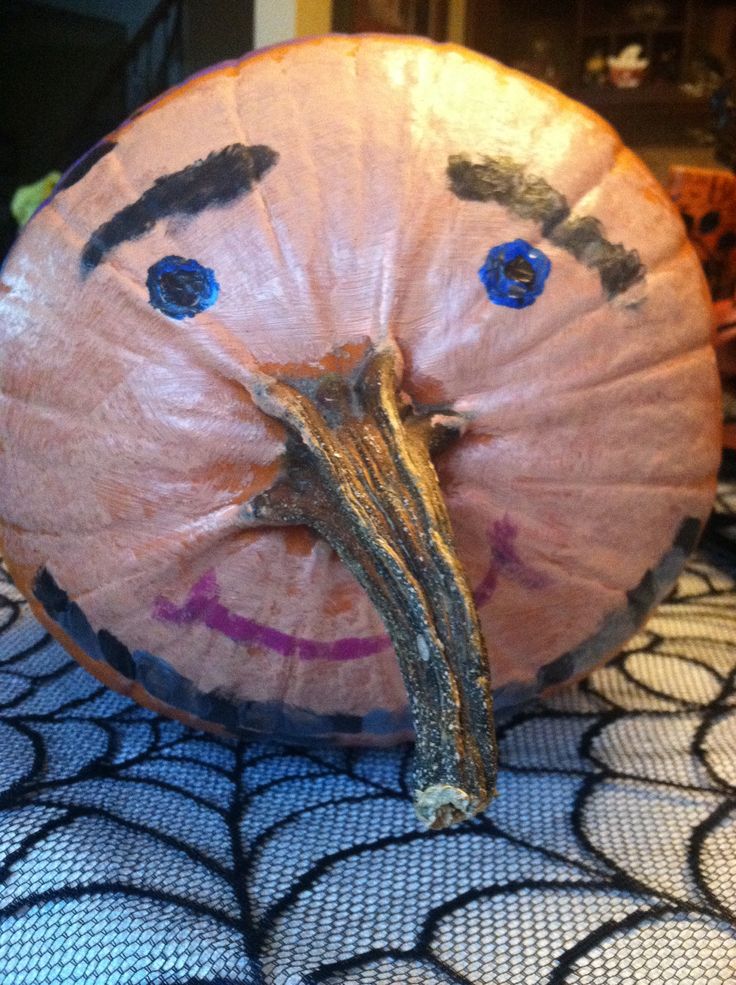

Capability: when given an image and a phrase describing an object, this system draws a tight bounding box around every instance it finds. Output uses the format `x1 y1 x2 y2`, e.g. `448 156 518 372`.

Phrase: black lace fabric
0 488 735 984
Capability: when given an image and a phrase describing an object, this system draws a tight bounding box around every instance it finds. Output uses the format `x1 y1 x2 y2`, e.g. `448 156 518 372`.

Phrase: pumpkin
0 35 721 827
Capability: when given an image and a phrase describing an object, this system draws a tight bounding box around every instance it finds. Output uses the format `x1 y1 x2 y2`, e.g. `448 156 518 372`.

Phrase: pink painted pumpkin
0 35 721 820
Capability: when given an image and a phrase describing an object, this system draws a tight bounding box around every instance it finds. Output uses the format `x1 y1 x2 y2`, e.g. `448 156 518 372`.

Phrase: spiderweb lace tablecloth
0 486 735 985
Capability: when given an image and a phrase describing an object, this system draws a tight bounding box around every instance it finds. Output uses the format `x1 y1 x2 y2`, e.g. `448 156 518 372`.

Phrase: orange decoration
0 36 722 825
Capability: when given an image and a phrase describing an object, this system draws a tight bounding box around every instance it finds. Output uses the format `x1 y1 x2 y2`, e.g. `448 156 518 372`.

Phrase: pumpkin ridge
15 499 240 594
438 481 711 600
362 42 454 336
371 57 399 337
534 142 694 301
389 46 469 338
222 65 255 170
638 237 709 304
148 517 538 659
357 42 400 339
585 138 626 203
49 142 299 392
47 152 135 264
526 540 670 600
43 201 162 329
46 203 272 391
493 475 717 493
119 35 411 141
449 342 718 438
0 378 86 423
566 147 690 279
225 74 301 337
104 35 616 149
452 294 609 387
105 145 159 253
108 49 267 142
17 562 412 742
440 61 623 257
264 53 366 354
320 47 364 352
451 489 638 598
447 145 646 302
53 140 117 196
556 341 717 402
616 146 685 224
553 140 624 232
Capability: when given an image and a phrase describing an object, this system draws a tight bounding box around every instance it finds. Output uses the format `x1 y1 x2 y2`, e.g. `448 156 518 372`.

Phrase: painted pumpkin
0 35 721 827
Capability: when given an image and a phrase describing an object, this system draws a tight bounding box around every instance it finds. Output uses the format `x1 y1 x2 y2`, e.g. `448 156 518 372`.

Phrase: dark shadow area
0 0 253 263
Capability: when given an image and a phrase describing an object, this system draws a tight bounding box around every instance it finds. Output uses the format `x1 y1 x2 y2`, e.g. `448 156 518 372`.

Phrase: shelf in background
570 81 710 144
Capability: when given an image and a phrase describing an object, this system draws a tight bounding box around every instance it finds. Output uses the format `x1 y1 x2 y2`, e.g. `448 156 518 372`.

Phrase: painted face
79 144 278 310
78 143 644 321
0 37 716 743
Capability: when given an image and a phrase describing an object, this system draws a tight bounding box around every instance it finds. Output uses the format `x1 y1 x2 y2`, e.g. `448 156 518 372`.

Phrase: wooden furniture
574 0 695 87
465 0 708 143
332 0 450 39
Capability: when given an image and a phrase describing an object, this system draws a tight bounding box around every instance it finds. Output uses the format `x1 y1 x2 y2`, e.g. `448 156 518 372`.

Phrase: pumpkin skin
0 35 721 756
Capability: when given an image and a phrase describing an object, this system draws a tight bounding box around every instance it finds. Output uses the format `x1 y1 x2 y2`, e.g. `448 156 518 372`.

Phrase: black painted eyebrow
81 143 278 275
447 154 645 299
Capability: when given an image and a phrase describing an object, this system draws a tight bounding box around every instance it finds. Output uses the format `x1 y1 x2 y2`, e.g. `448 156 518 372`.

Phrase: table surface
0 486 735 984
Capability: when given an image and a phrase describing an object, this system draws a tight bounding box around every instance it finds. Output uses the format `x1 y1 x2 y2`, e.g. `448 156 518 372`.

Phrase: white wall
254 0 297 48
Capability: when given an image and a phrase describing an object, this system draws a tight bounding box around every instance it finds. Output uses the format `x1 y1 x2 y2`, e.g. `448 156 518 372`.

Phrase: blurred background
2 0 736 262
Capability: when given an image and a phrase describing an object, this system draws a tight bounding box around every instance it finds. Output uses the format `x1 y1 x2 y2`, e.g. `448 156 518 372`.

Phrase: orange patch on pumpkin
282 527 317 557
244 456 284 500
323 581 358 618
184 458 254 497
258 339 372 381
400 346 448 404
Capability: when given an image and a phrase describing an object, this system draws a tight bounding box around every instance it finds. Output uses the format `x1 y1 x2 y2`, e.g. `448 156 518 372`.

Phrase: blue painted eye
146 255 219 319
479 239 551 309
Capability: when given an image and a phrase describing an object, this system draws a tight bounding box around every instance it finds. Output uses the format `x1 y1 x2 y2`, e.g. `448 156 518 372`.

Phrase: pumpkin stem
241 343 497 828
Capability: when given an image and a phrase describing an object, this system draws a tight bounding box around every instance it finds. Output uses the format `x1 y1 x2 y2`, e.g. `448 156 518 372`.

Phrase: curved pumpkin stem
241 343 497 828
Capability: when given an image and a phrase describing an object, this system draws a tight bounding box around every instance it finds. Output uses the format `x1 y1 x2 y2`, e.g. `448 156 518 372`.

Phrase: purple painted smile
153 516 550 661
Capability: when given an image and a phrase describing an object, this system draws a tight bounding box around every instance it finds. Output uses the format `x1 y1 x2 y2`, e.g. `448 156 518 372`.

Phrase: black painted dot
97 628 135 679
537 653 575 687
626 569 658 622
700 211 721 234
504 255 535 285
674 516 702 554
681 212 694 232
32 567 70 617
65 601 100 655
718 231 736 252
